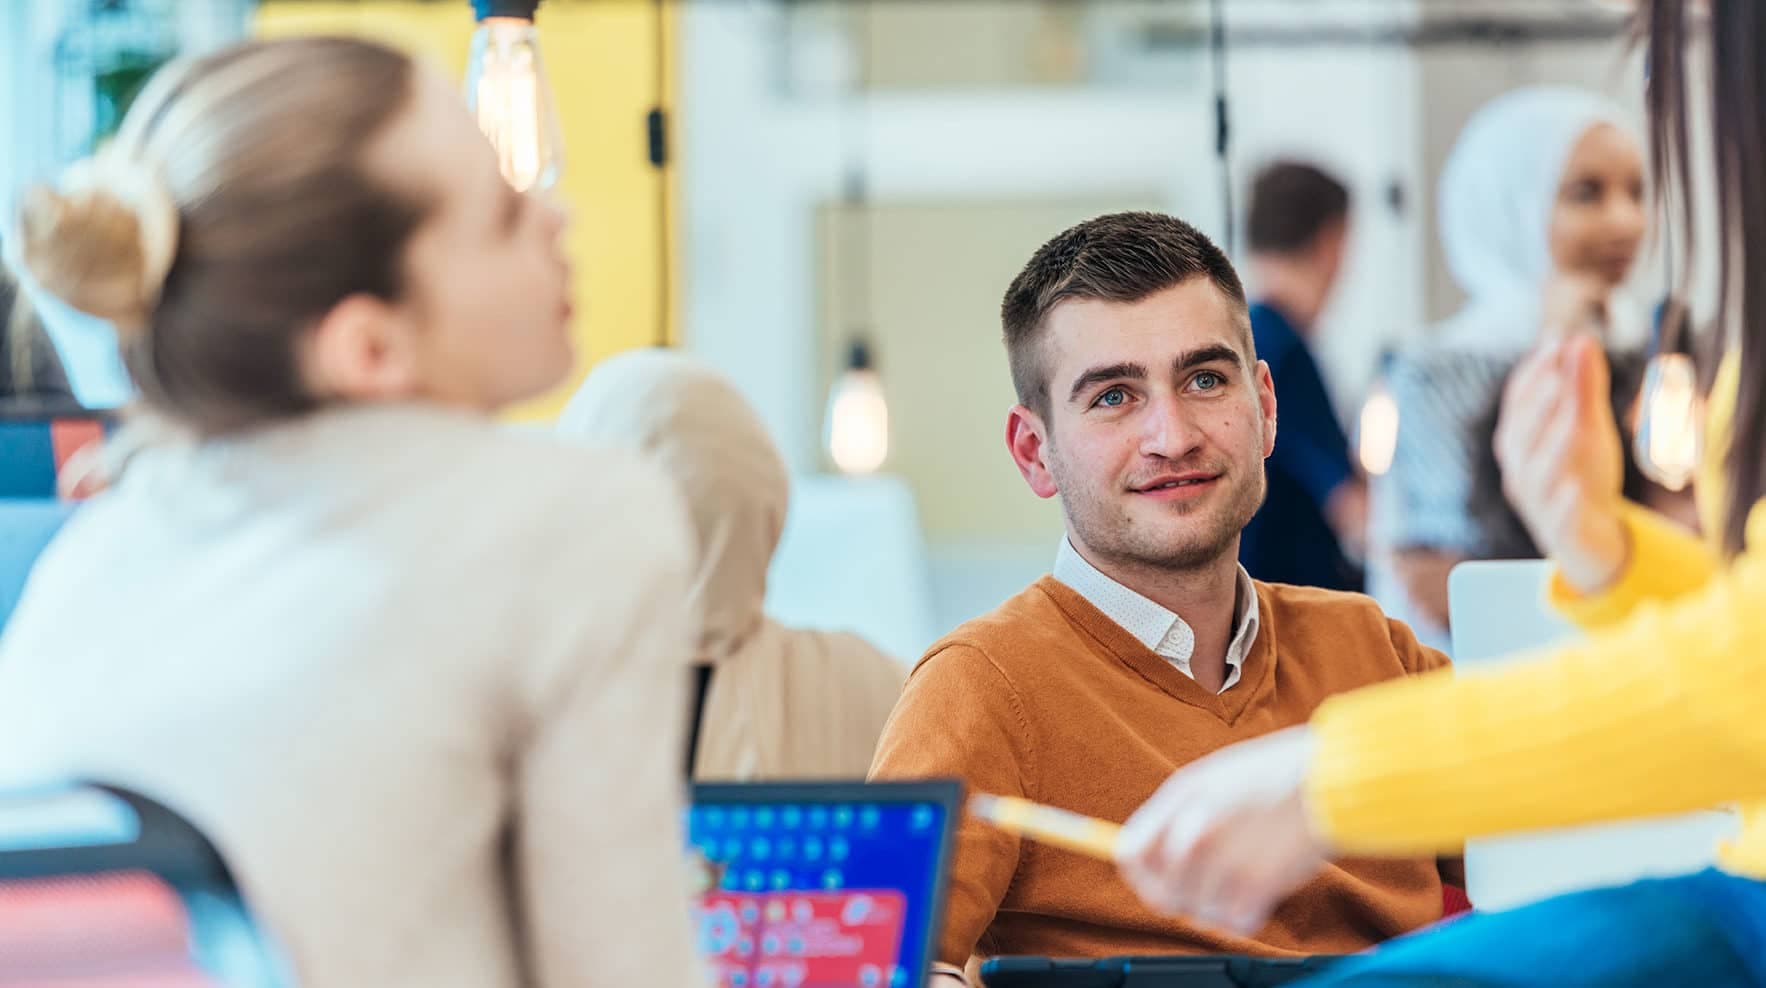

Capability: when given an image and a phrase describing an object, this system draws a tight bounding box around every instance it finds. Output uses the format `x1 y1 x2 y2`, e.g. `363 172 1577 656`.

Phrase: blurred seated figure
1369 86 1680 653
560 349 906 781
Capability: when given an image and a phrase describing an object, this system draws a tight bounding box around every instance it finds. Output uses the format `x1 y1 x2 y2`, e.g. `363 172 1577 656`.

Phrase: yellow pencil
967 793 1122 860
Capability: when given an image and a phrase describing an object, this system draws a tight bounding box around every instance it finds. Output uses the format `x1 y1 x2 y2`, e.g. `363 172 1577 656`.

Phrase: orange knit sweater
870 576 1458 968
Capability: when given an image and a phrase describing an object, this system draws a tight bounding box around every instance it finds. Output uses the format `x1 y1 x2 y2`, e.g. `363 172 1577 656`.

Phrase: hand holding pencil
967 793 1122 860
970 725 1329 937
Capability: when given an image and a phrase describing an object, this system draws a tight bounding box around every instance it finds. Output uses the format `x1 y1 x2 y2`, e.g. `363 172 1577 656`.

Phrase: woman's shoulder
343 408 674 517
248 405 695 579
472 422 668 499
447 423 691 560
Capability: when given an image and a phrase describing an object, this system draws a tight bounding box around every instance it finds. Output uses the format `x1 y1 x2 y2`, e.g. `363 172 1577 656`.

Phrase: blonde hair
5 37 428 433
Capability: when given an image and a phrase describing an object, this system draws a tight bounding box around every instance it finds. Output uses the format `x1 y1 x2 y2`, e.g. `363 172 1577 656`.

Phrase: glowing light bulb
826 341 888 475
1358 378 1399 476
1632 352 1702 492
465 8 564 193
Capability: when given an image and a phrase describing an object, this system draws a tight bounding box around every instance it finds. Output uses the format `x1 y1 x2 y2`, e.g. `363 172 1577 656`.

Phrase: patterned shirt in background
1368 345 1652 650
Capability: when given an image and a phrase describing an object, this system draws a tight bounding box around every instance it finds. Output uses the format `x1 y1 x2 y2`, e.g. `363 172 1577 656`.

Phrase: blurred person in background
559 348 905 782
0 37 705 987
1239 161 1365 592
1367 85 1680 653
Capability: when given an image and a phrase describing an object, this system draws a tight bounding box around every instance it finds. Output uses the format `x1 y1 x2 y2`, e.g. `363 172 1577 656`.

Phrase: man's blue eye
1193 372 1224 390
1097 387 1127 407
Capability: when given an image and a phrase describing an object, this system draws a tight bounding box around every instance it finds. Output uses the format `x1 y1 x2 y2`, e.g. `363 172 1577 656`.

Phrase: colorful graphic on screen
687 799 946 988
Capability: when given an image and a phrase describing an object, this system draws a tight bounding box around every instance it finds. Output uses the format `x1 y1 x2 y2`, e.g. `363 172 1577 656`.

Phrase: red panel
698 890 907 988
0 871 214 986
49 419 107 493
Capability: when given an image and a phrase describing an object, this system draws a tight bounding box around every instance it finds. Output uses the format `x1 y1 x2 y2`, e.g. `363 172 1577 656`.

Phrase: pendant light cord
1210 0 1234 254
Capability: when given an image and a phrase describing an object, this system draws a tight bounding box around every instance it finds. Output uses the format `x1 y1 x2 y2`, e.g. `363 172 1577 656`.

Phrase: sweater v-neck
1034 575 1275 725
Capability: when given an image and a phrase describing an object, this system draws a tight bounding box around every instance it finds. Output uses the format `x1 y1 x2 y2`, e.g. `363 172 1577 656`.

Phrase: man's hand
1389 547 1465 630
1324 478 1369 562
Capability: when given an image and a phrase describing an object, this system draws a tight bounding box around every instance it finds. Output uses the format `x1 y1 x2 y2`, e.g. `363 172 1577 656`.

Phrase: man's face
1007 278 1277 573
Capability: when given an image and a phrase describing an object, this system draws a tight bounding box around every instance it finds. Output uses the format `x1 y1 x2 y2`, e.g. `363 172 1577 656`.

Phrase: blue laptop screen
687 790 951 988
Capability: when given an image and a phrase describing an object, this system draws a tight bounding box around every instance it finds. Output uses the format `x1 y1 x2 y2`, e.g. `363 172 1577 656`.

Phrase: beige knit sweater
0 403 708 987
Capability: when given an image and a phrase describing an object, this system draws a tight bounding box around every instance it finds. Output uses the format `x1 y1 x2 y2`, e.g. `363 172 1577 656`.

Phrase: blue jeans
1294 870 1766 988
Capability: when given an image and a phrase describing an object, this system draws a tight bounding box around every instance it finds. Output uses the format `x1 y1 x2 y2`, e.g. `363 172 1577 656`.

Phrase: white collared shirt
1052 537 1260 694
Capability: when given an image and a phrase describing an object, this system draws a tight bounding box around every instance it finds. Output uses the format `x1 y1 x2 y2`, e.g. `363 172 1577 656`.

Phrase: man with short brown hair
870 212 1459 986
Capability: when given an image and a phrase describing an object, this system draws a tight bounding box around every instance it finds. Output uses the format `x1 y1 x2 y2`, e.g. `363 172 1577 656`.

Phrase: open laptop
1448 559 1739 911
688 780 961 988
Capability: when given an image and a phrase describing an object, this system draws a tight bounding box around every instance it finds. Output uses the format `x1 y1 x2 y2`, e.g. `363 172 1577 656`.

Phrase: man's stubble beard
1053 454 1267 574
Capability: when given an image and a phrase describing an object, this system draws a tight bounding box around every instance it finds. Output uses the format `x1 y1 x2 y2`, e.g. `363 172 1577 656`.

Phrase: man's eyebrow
1174 344 1245 373
1067 362 1146 404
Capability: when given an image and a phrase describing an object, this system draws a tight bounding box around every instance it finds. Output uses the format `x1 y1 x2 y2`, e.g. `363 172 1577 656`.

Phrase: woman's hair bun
6 150 180 335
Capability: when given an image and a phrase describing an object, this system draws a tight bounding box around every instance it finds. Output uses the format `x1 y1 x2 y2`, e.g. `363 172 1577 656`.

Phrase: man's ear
1007 403 1060 499
301 293 423 403
1255 359 1277 458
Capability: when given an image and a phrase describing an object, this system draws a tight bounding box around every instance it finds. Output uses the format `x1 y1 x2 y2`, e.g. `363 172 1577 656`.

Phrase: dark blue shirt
1239 301 1362 591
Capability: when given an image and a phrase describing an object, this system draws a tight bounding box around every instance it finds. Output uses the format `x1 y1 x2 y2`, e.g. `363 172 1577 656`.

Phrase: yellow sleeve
1305 506 1766 855
1546 502 1718 629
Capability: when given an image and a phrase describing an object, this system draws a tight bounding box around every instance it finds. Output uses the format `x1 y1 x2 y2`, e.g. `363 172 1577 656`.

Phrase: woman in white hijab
1433 86 1648 351
1368 86 1659 653
559 349 906 781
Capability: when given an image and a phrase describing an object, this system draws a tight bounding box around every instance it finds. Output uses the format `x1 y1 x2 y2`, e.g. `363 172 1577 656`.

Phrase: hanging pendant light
1357 357 1400 477
826 339 888 475
1632 353 1701 491
465 0 564 193
1632 301 1702 491
823 2 887 476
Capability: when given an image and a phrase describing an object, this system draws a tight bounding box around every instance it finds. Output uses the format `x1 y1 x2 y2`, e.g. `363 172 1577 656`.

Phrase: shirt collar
1052 537 1261 673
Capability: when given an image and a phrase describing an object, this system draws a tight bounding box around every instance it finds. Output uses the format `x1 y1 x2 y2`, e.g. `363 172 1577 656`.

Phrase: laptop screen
687 781 959 988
